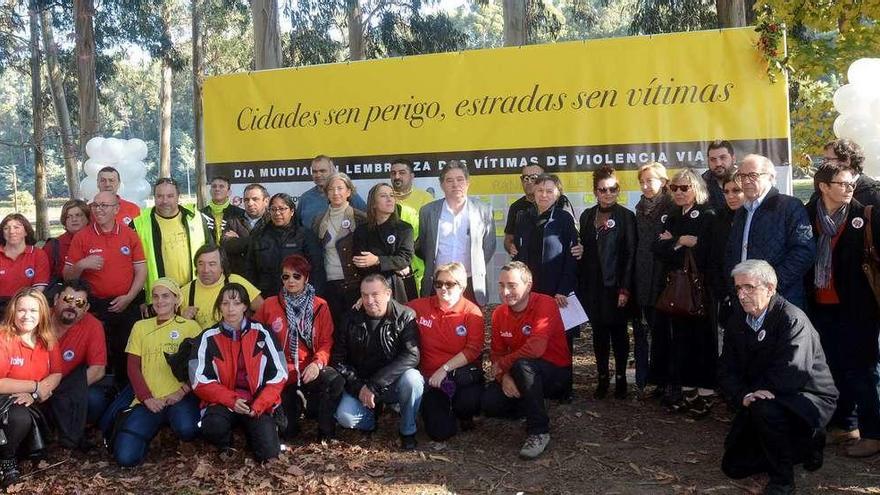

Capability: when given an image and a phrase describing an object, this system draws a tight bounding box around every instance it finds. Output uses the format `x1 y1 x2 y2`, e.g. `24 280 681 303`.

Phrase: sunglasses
596 185 619 194
281 273 304 281
62 294 88 308
433 280 459 290
669 184 692 192
520 174 539 183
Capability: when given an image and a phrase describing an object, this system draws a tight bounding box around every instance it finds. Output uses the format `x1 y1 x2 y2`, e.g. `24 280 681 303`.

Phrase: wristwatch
30 392 39 401
442 364 451 373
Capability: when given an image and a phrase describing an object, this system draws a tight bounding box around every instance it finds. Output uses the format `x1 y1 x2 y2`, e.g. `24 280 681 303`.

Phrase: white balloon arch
80 137 152 206
832 58 880 176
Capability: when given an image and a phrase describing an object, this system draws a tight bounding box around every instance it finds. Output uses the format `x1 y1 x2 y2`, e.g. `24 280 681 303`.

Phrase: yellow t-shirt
398 188 433 213
126 315 202 405
155 213 192 287
181 274 262 329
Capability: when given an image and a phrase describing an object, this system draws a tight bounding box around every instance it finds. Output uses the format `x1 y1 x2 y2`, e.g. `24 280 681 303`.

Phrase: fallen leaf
287 465 306 476
428 454 453 463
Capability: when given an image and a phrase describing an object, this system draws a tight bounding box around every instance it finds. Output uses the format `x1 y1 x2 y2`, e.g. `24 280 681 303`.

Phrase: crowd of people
0 140 875 494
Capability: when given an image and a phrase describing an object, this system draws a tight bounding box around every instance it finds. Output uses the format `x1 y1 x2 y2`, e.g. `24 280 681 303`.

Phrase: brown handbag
655 248 706 317
861 205 880 307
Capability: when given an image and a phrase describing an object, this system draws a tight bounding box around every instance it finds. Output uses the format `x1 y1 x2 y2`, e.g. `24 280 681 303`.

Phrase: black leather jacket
331 299 420 397
245 220 325 297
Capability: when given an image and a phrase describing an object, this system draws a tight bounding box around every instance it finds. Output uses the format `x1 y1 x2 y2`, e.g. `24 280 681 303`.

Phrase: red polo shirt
0 334 62 381
43 231 75 280
57 312 107 377
65 223 146 299
116 197 141 227
0 245 50 298
490 292 571 380
408 296 484 377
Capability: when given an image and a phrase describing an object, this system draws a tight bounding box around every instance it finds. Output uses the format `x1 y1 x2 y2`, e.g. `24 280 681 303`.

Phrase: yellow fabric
126 316 202 405
398 188 433 212
181 274 261 329
155 214 192 287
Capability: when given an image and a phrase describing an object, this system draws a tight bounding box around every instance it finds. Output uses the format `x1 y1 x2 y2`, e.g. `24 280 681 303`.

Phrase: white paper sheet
559 293 589 329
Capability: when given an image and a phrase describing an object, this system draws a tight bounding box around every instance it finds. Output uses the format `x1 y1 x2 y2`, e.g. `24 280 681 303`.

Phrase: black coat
513 205 578 298
201 204 251 275
634 193 676 307
331 299 420 398
352 217 415 303
653 203 716 274
577 204 636 325
245 220 325 298
708 206 737 299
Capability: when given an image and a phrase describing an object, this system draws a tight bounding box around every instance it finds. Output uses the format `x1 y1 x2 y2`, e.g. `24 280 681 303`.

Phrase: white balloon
833 114 848 138
862 156 880 179
871 98 880 122
85 137 105 160
79 176 98 201
82 158 104 177
838 114 880 144
848 58 880 86
116 160 147 181
862 139 880 162
833 83 874 117
123 179 151 204
125 138 149 161
102 138 126 164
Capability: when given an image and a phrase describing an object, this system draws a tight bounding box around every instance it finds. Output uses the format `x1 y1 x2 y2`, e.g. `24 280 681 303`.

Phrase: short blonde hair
638 162 669 183
323 173 357 197
434 262 468 289
670 168 709 205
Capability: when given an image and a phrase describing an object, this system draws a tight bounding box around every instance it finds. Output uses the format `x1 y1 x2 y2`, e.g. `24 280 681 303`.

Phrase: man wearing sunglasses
703 140 737 212
46 280 110 451
504 164 544 256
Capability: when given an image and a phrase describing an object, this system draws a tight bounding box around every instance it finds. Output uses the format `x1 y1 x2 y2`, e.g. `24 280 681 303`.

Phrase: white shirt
436 199 472 274
741 187 771 262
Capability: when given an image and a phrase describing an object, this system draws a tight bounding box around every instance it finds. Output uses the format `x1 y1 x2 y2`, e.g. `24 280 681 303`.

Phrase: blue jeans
112 394 200 467
87 377 115 425
335 368 424 436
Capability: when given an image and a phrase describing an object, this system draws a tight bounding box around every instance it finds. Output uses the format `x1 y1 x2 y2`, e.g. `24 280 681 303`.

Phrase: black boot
594 375 609 399
0 458 20 488
614 375 628 399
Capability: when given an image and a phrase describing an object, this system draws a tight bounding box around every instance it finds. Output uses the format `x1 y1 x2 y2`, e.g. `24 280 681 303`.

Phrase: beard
59 309 77 325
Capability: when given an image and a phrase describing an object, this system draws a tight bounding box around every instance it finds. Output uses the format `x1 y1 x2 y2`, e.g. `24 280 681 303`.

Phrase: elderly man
719 260 837 495
97 166 141 227
703 140 737 211
724 154 816 309
180 245 263 329
332 274 423 450
416 161 496 306
297 155 366 232
482 262 572 460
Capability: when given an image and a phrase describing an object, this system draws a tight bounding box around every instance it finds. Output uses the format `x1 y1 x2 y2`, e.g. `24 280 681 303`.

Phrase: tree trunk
251 0 281 69
192 0 206 208
159 59 172 178
74 0 98 157
29 4 49 240
346 0 364 61
716 0 747 28
503 0 528 46
40 8 79 199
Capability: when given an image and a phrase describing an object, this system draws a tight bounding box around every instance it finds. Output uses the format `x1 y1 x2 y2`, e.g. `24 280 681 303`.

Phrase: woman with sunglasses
654 169 717 415
0 214 50 313
805 161 880 457
0 288 61 487
577 166 636 399
407 262 484 442
352 183 416 303
633 162 675 398
246 193 325 299
192 283 287 462
253 255 343 441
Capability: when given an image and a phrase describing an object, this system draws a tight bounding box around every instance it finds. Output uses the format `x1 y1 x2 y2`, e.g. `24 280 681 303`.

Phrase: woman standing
0 289 61 487
192 283 288 462
353 183 416 303
43 200 90 286
0 215 50 312
806 162 880 457
254 255 344 442
653 169 716 415
313 173 366 323
709 171 745 327
577 166 636 399
633 163 675 395
112 278 202 467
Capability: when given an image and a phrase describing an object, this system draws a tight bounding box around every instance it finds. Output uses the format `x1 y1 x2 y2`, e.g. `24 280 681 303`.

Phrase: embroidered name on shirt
417 317 433 328
9 356 24 366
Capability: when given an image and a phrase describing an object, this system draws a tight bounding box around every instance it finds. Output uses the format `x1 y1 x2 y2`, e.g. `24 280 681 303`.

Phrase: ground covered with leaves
11 318 880 494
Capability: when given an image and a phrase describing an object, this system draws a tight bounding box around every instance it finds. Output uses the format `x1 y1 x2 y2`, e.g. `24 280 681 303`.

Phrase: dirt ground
12 317 880 494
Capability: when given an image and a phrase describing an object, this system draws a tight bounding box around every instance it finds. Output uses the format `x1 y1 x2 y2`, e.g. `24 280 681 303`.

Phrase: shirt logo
521 325 532 336
500 331 513 338
455 324 467 337
417 317 433 328
88 248 104 255
272 318 284 333
852 217 865 229
120 246 131 255
9 356 23 366
661 214 668 224
386 234 396 244
689 210 700 219
341 219 351 229
605 219 616 229
63 350 75 362
169 330 180 340
757 329 766 342
257 341 265 349
123 216 132 225
24 267 35 279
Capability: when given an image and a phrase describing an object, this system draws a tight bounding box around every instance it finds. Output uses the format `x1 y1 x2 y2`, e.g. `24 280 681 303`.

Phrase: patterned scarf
814 200 848 289
283 284 315 385
635 192 668 221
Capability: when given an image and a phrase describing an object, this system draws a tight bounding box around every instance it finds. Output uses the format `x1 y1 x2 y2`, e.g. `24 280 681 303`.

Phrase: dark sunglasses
596 185 619 194
281 273 304 281
62 294 88 308
520 174 539 183
669 184 692 192
433 280 459 290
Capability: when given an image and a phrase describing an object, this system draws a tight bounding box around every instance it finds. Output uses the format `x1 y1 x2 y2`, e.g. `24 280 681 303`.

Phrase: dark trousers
90 297 141 386
200 404 281 462
631 306 654 389
0 405 33 459
647 308 672 387
670 314 716 390
421 382 482 441
481 359 570 435
592 322 629 380
280 367 345 438
48 367 113 449
323 280 359 331
722 400 818 485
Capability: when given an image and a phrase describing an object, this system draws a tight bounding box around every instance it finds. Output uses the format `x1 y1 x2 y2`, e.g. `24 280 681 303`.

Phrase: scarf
209 200 230 243
814 200 848 289
283 284 315 385
635 192 668 221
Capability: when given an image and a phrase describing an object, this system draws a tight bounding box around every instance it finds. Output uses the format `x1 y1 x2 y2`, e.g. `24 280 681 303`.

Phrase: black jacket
201 203 251 275
331 299 420 398
653 203 716 274
634 193 676 307
807 174 880 209
245 220 325 298
352 217 415 303
513 205 578 298
708 206 738 299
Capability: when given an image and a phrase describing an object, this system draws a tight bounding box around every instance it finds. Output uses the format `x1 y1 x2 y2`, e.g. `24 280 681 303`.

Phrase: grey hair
361 273 392 290
731 259 777 289
741 153 777 180
500 261 533 285
439 160 470 182
323 172 357 197
434 262 468 289
670 168 709 205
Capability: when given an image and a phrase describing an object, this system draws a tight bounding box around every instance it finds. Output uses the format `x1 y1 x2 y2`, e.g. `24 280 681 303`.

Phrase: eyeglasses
668 184 692 193
433 280 459 290
828 181 857 190
735 284 760 295
62 294 88 308
269 206 291 213
90 203 119 210
596 185 619 194
734 172 768 183
520 174 539 183
154 177 179 187
281 272 303 281
723 188 743 195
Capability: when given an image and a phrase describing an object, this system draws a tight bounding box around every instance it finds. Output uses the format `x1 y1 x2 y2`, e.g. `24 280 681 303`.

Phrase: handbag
655 248 706 317
861 205 880 307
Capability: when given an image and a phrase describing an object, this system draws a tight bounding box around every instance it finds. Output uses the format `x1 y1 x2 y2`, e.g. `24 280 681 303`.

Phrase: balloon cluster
80 137 151 205
832 58 880 176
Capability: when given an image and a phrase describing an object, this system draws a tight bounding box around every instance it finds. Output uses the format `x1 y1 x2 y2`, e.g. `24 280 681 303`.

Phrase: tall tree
630 0 717 34
716 0 746 27
192 0 206 206
503 0 528 46
158 1 173 178
28 2 48 239
74 0 98 157
252 0 281 68
346 0 364 60
40 7 79 198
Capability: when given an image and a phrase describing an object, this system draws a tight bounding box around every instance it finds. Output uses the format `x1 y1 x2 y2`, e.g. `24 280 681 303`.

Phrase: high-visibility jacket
397 202 425 293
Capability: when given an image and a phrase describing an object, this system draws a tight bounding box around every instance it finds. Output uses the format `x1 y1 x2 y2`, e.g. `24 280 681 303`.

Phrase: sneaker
0 458 20 488
400 434 417 451
688 395 716 419
519 433 550 459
